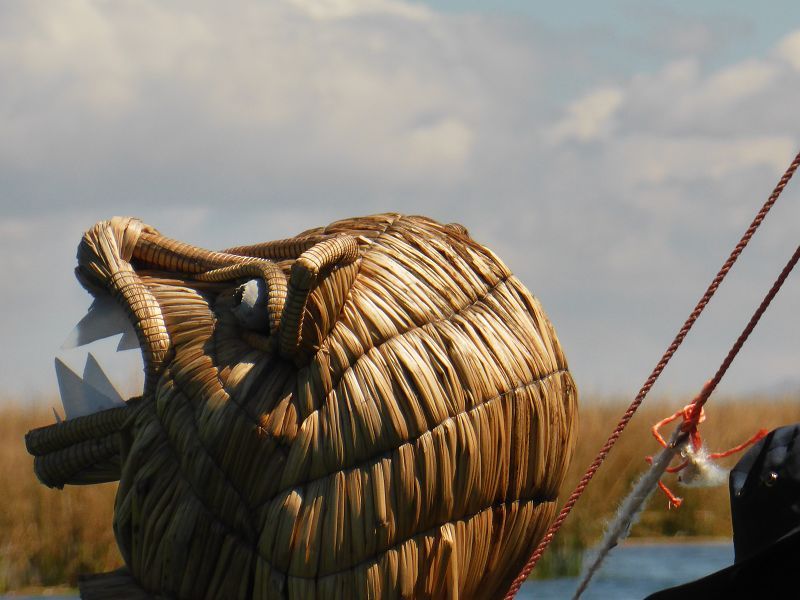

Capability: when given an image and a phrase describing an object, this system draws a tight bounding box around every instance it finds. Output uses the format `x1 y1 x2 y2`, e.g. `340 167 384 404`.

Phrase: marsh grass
0 403 120 593
532 394 800 579
0 396 798 590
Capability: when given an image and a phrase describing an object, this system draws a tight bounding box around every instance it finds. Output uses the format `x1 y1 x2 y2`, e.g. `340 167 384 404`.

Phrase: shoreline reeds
2 394 798 591
531 393 800 579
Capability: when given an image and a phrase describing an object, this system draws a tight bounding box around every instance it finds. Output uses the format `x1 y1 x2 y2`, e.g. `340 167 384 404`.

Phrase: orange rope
502 150 800 599
647 394 769 508
708 430 769 460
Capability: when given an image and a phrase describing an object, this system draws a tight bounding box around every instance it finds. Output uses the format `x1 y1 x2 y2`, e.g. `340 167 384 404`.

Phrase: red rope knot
647 380 767 509
651 380 712 449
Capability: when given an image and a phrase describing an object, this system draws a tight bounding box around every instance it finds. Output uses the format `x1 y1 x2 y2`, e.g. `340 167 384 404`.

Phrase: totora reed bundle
26 214 577 599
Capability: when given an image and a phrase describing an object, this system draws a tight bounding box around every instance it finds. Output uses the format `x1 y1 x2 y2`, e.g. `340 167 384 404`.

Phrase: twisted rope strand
691 243 800 416
572 243 800 599
503 149 800 599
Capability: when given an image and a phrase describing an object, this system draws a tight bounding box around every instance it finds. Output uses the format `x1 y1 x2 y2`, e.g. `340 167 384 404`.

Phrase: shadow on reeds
0 396 798 591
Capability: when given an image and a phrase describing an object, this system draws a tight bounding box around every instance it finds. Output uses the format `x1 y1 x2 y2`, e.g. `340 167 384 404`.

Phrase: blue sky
0 0 798 404
421 0 798 65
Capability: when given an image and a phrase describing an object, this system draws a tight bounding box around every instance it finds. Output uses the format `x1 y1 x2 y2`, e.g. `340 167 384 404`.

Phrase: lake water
519 541 733 599
5 542 733 600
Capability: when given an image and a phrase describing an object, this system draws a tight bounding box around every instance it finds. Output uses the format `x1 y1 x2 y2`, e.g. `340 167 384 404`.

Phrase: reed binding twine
27 213 578 599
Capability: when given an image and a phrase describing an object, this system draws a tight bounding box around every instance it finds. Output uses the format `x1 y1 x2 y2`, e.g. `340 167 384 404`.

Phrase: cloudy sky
1 0 798 406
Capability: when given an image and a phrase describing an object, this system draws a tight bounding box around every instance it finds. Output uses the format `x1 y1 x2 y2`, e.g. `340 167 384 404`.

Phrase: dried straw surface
27 214 577 599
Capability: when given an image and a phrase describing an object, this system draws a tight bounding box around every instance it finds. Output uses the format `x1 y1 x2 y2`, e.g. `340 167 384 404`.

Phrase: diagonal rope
502 149 800 599
692 242 800 409
572 242 800 599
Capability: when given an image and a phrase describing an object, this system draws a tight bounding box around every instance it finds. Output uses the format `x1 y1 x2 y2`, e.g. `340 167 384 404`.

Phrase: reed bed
0 403 120 593
534 393 800 578
4 395 798 592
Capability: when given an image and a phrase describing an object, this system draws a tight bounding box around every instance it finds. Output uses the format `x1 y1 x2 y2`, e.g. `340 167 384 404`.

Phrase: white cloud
287 0 431 21
774 29 800 70
605 135 795 186
0 0 491 185
0 2 798 398
700 59 779 104
547 87 624 143
548 33 799 186
403 117 474 174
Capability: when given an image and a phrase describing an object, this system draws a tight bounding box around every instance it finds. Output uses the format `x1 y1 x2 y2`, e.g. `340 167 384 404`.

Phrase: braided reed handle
279 235 360 361
135 230 288 335
76 218 171 395
26 403 135 487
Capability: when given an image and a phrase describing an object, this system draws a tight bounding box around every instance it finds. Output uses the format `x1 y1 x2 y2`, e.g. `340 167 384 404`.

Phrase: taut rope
503 150 800 599
573 242 800 599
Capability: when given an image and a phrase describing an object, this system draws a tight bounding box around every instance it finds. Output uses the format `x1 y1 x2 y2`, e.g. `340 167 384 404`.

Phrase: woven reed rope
27 214 577 599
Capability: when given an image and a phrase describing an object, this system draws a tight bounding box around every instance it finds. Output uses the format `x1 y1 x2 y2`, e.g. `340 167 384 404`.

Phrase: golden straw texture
28 213 577 599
